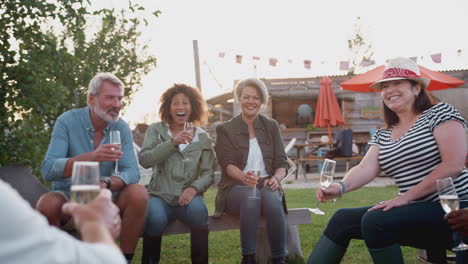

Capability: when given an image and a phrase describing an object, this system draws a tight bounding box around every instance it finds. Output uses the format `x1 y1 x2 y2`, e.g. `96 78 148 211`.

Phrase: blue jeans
323 201 468 262
145 195 208 236
226 184 287 257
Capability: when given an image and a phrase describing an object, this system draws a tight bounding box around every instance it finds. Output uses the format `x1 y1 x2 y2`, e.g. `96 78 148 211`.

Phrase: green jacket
139 122 215 206
214 114 289 216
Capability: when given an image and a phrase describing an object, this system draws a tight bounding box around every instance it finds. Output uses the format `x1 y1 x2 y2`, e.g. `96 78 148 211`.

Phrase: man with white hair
36 72 148 264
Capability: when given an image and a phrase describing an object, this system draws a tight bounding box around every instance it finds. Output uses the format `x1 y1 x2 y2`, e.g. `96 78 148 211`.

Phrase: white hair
88 72 124 96
234 78 269 105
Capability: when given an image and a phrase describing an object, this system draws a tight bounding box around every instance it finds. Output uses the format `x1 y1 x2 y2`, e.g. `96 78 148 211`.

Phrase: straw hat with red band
370 57 430 90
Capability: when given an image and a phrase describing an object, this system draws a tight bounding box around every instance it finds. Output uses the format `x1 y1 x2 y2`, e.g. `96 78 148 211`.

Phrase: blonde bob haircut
234 78 269 106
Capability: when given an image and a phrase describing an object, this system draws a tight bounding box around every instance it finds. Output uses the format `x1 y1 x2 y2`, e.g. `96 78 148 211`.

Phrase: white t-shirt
242 138 269 178
0 180 126 264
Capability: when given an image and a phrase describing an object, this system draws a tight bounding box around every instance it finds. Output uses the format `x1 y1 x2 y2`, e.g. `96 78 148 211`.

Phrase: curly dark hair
159 84 208 124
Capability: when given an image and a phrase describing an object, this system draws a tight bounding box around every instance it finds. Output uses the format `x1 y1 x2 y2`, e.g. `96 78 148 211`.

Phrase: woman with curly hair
139 84 214 264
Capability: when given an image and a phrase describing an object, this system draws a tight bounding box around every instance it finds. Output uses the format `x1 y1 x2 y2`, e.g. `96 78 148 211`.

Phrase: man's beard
93 101 119 123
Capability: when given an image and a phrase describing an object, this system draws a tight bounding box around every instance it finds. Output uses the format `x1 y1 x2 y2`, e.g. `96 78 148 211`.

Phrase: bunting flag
431 53 442 63
288 58 293 64
252 56 260 61
339 61 349 71
218 52 225 58
236 55 242 64
304 60 311 69
360 60 375 67
269 58 278 67
409 56 417 63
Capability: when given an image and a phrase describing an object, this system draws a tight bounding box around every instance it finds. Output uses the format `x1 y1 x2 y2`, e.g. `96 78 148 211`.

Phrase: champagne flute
248 159 261 200
109 130 121 176
70 161 100 204
312 159 336 215
184 122 194 144
436 177 468 251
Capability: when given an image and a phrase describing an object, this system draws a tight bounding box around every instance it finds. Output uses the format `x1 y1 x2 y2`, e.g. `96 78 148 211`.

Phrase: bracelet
338 181 347 194
333 181 346 200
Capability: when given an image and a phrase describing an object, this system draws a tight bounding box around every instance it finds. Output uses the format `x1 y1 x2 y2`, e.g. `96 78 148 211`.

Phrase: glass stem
316 200 321 209
114 160 119 174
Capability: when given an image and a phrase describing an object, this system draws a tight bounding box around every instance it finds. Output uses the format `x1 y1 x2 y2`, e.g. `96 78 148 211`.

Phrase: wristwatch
104 177 112 189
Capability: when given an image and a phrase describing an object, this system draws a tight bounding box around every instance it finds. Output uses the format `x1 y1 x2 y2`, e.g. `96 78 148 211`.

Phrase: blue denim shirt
41 107 140 195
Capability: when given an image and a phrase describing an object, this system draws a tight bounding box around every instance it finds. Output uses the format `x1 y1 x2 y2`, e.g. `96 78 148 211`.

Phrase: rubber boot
368 244 404 264
241 254 256 264
190 225 209 264
306 235 346 264
141 235 162 264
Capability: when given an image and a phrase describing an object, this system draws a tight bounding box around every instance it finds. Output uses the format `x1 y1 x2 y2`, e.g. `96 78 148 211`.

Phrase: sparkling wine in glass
312 159 336 215
71 161 100 204
109 130 121 176
248 160 261 200
437 177 468 251
184 122 195 144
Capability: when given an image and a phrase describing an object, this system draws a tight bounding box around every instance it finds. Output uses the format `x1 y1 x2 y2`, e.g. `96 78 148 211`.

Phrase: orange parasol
341 65 464 92
314 76 344 142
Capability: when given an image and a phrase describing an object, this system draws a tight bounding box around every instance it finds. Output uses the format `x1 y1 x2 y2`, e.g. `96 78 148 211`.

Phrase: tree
0 0 157 176
347 17 374 75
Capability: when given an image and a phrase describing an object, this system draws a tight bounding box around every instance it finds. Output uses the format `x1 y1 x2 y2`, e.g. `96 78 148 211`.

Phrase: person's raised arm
373 120 466 211
139 124 179 168
317 144 381 202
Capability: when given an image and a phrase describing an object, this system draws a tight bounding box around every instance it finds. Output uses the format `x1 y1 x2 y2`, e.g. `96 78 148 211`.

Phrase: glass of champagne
248 159 261 200
184 121 195 144
71 161 100 204
436 177 468 251
110 130 121 176
312 159 336 215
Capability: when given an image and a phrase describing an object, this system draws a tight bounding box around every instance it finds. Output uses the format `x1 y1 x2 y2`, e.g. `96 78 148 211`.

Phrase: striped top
369 102 468 202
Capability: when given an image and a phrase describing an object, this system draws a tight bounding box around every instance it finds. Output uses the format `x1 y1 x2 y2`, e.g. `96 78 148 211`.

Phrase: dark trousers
323 201 468 262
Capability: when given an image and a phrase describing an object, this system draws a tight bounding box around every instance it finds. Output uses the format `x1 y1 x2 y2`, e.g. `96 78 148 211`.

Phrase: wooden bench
297 155 364 181
161 208 313 264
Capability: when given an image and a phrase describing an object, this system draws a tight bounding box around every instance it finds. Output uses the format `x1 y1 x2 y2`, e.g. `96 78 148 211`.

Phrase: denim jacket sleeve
139 124 178 169
41 118 70 182
116 124 140 185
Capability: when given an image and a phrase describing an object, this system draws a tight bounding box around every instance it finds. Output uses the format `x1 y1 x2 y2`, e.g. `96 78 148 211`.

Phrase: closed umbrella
314 76 344 142
341 65 464 92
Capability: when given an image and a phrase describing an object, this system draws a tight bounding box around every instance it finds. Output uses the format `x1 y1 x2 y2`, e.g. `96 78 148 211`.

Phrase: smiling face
239 86 262 119
89 81 123 123
170 93 192 125
380 79 421 114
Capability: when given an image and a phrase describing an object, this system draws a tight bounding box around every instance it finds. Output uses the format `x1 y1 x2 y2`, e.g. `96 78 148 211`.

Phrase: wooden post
193 40 202 91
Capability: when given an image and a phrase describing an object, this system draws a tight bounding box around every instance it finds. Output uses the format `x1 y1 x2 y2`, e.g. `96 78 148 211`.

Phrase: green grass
131 186 420 263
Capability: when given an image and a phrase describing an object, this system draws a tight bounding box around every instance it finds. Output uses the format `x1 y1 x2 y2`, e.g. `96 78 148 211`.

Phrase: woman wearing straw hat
214 78 289 264
307 57 468 264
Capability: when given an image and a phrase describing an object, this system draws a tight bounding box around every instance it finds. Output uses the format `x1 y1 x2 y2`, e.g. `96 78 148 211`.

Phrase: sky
92 0 468 127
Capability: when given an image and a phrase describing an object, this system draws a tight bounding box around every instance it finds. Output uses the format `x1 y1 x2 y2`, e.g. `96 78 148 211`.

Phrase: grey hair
88 72 124 96
234 78 269 105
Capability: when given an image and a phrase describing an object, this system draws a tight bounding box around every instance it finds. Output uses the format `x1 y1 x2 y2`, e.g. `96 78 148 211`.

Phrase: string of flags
217 51 456 71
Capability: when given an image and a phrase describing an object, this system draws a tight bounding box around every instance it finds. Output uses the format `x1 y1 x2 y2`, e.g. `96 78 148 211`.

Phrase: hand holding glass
248 160 261 200
313 159 336 215
436 177 468 251
71 161 100 204
184 122 194 144
110 130 121 176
